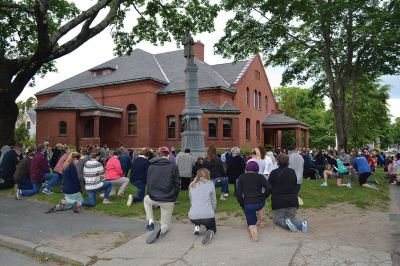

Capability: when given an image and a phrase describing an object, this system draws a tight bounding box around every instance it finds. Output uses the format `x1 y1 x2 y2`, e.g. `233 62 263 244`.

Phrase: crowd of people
0 141 398 245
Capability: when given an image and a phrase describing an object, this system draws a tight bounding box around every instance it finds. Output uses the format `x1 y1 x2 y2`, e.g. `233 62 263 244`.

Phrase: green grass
0 168 390 220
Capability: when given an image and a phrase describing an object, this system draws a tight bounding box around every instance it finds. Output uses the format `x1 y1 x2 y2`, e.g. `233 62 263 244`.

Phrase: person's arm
115 159 124 177
210 184 217 210
173 165 180 194
236 176 244 208
261 175 272 198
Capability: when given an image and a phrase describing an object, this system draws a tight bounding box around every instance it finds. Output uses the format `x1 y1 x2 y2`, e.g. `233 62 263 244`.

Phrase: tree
274 86 335 149
216 0 400 151
348 80 391 148
0 0 219 146
16 96 37 114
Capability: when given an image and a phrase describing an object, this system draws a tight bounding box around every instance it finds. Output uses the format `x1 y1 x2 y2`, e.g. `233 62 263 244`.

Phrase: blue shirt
352 157 371 175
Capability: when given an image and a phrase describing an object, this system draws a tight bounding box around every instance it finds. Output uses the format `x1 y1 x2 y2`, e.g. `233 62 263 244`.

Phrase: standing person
269 153 310 233
79 149 113 206
188 168 217 245
105 148 129 196
0 143 23 189
287 146 304 193
144 147 180 244
118 149 131 177
352 152 379 190
15 151 35 199
46 152 83 213
226 147 245 196
236 161 271 241
203 145 229 200
176 149 195 190
21 144 60 196
128 148 151 205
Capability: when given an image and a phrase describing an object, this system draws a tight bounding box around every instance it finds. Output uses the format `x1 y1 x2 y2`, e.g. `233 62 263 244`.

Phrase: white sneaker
346 183 352 189
127 194 133 206
193 225 200 235
223 193 229 197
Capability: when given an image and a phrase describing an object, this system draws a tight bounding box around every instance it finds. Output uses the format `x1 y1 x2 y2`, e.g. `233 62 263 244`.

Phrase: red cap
158 146 170 153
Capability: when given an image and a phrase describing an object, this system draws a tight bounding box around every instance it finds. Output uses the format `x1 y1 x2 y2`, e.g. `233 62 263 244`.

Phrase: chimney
193 41 205 62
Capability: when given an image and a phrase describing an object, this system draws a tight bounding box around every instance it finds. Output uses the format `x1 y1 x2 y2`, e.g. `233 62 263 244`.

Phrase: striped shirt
83 160 104 191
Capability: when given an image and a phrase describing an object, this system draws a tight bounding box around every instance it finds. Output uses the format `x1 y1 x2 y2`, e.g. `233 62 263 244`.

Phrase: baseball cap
158 146 170 153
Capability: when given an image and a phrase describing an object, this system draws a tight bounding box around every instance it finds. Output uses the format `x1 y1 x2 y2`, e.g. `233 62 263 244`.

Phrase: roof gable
263 114 308 127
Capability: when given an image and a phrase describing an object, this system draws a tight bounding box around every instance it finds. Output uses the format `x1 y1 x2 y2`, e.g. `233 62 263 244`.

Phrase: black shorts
359 172 371 185
332 172 343 179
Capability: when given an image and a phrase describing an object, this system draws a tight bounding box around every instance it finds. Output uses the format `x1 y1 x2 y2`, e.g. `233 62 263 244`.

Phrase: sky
17 2 400 121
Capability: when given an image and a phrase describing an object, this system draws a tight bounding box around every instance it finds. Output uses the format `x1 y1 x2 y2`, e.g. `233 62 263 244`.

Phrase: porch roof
36 90 122 113
263 114 308 128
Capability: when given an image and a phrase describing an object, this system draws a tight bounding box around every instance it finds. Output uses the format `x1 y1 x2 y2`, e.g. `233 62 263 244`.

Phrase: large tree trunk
0 92 19 147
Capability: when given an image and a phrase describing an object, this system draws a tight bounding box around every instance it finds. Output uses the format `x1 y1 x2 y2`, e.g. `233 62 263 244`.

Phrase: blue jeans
82 181 112 207
43 173 61 191
20 182 42 196
212 177 229 194
244 201 265 225
131 180 145 202
17 176 33 190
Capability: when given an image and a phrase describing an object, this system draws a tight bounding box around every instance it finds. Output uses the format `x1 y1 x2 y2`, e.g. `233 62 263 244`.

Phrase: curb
0 234 92 265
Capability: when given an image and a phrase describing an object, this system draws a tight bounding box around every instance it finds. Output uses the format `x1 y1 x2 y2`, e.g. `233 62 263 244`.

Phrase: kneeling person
144 147 180 244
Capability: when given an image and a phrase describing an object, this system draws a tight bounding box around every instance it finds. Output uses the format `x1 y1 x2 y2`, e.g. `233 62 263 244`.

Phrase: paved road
0 195 146 243
0 246 58 266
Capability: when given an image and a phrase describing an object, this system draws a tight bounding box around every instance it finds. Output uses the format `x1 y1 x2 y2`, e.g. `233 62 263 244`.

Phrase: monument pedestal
181 131 206 158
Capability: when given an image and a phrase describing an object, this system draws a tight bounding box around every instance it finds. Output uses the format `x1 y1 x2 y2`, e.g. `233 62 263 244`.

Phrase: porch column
277 130 282 148
295 127 301 149
94 115 100 138
304 129 309 148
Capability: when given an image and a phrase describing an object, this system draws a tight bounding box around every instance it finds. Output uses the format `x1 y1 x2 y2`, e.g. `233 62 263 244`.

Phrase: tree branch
49 0 113 45
47 0 124 61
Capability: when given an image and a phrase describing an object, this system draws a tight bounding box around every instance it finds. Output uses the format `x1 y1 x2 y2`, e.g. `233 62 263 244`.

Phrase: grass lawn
0 168 390 220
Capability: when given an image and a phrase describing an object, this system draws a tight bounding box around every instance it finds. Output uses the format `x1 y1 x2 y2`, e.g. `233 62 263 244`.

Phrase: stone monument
180 32 206 157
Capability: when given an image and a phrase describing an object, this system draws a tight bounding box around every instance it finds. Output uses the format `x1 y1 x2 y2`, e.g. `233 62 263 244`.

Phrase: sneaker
320 182 328 187
146 223 155 231
146 227 161 244
285 219 298 232
202 230 214 245
127 194 133 207
301 220 310 233
193 225 200 235
298 197 304 206
223 193 229 197
45 206 56 214
15 189 22 200
72 201 80 213
102 199 112 204
42 188 53 195
346 183 352 189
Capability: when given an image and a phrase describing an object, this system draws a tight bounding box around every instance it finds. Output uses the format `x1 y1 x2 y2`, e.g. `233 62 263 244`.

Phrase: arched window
265 96 268 112
254 90 257 108
246 118 250 141
256 120 260 141
59 121 67 135
258 92 261 110
127 104 137 135
246 87 250 106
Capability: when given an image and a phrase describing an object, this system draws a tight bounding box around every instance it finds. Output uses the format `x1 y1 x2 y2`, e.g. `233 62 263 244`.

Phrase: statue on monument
181 31 195 65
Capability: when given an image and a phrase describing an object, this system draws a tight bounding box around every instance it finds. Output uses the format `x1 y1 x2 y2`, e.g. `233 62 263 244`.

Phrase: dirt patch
210 203 392 252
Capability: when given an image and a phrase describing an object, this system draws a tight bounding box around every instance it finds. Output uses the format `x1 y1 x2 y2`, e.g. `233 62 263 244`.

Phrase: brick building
35 42 308 149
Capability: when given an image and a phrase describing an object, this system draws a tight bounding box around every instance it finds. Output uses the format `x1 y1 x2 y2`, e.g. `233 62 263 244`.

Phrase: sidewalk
390 185 400 264
0 195 394 265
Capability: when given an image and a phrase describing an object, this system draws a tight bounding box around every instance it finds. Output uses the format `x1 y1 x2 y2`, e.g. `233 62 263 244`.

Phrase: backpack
336 159 348 174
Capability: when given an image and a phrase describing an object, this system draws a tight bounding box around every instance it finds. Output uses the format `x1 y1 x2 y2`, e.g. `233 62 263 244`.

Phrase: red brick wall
36 110 78 147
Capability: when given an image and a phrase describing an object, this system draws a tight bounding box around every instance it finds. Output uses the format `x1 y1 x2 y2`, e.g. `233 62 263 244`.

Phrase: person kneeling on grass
188 168 217 245
269 153 310 233
352 152 380 191
144 146 180 244
46 152 83 213
236 161 272 242
77 149 113 207
105 148 129 196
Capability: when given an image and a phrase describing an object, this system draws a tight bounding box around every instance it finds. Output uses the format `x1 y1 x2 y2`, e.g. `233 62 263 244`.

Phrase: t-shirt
352 157 371 175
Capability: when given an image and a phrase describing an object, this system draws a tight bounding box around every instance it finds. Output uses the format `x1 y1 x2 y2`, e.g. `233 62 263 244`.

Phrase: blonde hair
189 168 211 189
266 151 276 163
252 147 262 160
63 152 80 170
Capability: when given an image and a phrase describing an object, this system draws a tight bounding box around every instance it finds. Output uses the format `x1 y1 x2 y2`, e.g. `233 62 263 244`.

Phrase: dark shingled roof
36 90 122 112
36 48 255 96
263 114 308 127
201 101 241 114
